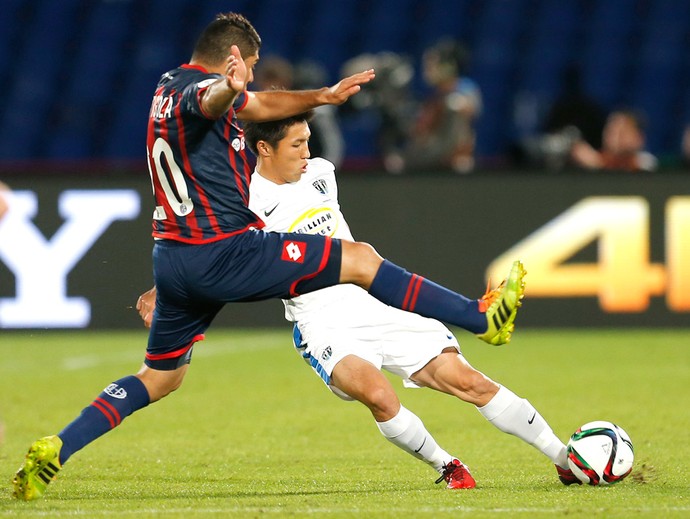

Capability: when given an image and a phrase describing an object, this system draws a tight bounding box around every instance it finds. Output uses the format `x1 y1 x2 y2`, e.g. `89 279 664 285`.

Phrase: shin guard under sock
58 375 150 464
369 260 486 333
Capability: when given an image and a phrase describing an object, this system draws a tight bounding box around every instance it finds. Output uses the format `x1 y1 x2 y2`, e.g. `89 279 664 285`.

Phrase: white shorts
292 295 460 401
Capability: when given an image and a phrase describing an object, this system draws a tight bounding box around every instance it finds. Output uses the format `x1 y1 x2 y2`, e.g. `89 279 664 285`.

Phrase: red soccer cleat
556 464 582 486
435 459 477 489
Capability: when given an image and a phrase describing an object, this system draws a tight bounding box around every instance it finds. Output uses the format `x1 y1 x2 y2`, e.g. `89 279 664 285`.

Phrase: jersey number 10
147 137 194 219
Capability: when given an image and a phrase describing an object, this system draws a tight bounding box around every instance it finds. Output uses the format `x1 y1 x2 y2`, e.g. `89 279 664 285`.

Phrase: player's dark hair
192 13 262 66
244 111 315 156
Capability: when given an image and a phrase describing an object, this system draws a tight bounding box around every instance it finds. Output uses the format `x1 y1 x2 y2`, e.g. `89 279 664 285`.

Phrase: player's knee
137 366 187 402
341 241 384 286
362 385 399 419
446 365 496 399
149 378 183 402
355 241 381 260
473 371 497 392
462 370 498 400
346 240 382 265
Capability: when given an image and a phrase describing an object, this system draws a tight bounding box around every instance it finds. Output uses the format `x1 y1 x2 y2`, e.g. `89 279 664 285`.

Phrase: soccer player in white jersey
241 111 580 488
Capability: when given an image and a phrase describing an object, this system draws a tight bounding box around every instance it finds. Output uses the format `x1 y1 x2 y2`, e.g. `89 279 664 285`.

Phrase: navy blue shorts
146 229 342 370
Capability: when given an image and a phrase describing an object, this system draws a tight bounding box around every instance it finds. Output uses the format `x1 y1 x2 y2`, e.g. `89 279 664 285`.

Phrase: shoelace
435 460 460 484
478 279 502 312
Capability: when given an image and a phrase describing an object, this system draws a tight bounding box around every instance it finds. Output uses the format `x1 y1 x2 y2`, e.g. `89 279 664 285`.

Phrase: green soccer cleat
476 260 526 346
12 435 63 500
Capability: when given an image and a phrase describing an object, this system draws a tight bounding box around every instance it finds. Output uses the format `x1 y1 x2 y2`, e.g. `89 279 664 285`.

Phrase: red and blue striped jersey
146 64 264 243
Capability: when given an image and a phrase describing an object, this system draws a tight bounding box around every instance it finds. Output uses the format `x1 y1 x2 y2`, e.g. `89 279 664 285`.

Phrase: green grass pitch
1 328 688 517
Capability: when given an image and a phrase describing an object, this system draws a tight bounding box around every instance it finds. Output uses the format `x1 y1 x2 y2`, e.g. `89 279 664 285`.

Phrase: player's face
244 53 259 85
272 122 311 184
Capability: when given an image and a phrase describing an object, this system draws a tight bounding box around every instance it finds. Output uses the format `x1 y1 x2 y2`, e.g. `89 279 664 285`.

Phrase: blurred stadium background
1 0 690 165
0 0 688 330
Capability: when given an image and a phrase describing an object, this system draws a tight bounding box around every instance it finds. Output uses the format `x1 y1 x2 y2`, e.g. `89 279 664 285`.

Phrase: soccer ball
566 421 634 485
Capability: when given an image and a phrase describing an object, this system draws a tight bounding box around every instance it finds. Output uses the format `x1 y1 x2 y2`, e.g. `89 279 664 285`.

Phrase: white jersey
248 157 458 392
248 157 369 322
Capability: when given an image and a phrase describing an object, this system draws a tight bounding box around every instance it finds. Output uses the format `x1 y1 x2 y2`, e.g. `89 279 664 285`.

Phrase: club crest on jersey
312 179 328 195
231 137 245 152
281 241 306 263
104 383 127 399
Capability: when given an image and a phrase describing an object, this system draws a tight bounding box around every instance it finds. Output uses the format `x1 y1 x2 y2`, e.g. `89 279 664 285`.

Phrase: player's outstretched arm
238 69 375 122
199 45 248 119
323 69 376 105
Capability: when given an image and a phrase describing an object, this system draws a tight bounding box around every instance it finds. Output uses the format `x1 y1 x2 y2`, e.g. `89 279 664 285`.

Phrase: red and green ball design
566 422 634 485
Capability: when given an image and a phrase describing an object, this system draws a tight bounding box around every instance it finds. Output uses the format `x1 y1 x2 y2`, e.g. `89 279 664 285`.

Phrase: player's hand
324 69 376 105
200 45 247 119
224 45 249 93
136 286 157 329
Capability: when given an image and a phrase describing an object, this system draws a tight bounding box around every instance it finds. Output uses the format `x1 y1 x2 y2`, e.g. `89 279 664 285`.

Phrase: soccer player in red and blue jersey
12 13 532 500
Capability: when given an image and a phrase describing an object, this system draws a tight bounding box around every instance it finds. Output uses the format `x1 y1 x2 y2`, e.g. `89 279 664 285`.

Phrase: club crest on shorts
281 240 306 263
322 345 332 360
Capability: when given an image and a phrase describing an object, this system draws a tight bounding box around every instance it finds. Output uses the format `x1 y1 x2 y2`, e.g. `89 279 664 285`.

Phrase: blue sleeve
233 91 248 113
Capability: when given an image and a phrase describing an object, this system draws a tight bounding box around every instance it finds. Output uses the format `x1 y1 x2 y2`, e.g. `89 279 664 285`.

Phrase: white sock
477 386 568 469
376 405 453 472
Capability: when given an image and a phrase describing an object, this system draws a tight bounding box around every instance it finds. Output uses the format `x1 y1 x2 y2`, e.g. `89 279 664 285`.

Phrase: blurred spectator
390 38 482 174
254 56 345 168
516 65 607 171
543 65 607 150
340 51 415 170
680 125 690 169
570 109 657 172
253 55 294 91
0 181 10 221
